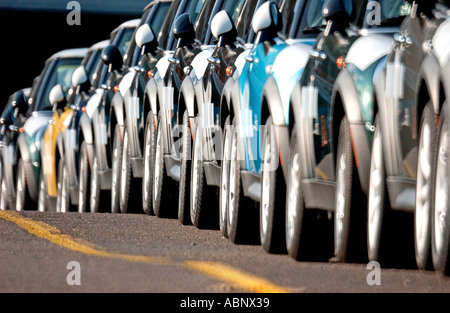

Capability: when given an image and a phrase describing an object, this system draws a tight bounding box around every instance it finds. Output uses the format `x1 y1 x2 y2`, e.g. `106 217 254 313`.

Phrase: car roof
47 48 88 62
144 0 173 12
88 40 110 52
111 18 141 35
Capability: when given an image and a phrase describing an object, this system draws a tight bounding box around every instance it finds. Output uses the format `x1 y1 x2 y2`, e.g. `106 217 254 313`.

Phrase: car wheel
153 113 178 218
78 141 91 213
142 111 156 216
367 115 395 263
90 154 110 213
227 118 259 244
120 127 142 214
111 125 123 213
16 158 35 211
0 177 7 210
285 127 331 260
37 165 48 212
178 111 192 225
219 117 231 238
334 116 366 262
260 117 286 253
415 103 436 270
56 158 71 213
190 116 219 229
432 103 450 273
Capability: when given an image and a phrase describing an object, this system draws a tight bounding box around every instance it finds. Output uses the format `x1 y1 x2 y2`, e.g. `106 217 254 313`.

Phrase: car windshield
116 28 136 58
194 0 214 44
129 2 172 66
85 49 102 80
222 0 244 23
158 0 182 50
295 0 327 38
35 58 82 111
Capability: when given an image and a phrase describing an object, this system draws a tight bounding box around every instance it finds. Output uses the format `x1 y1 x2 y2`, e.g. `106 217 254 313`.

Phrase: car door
301 31 355 182
387 13 439 178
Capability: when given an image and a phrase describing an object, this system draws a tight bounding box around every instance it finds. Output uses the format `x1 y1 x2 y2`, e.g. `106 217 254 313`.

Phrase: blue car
220 0 324 246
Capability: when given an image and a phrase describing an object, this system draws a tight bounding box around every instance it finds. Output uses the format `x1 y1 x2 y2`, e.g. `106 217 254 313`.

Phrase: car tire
0 177 7 210
37 165 48 212
227 118 259 244
120 127 142 214
178 111 192 225
334 116 366 262
260 117 286 253
153 113 178 218
78 141 91 213
190 116 219 229
111 125 123 213
16 158 35 211
415 102 436 270
219 117 231 238
142 111 156 216
56 158 71 213
90 154 110 213
285 127 332 261
432 102 450 273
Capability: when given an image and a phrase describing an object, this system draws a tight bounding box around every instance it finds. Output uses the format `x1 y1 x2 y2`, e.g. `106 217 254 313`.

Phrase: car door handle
245 55 255 63
101 84 111 91
394 33 412 46
207 56 220 65
48 120 56 126
133 66 145 73
310 49 327 60
168 57 180 65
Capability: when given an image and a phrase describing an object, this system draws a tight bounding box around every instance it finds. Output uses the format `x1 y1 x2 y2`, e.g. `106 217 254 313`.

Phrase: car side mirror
11 90 29 118
72 66 91 93
252 1 282 45
211 10 237 47
136 24 158 55
49 84 66 111
101 44 124 73
322 0 351 34
172 13 196 49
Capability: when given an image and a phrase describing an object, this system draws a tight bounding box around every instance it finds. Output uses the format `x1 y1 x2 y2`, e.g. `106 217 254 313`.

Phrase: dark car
1 48 86 212
182 0 267 229
370 0 450 270
285 0 412 262
90 1 173 214
38 39 108 213
0 88 31 210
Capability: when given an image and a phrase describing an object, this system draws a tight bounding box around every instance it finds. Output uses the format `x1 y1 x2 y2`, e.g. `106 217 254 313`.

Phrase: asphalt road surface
1 210 450 293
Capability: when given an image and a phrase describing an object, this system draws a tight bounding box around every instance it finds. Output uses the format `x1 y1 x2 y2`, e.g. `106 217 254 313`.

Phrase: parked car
0 88 31 210
38 39 108 213
281 0 413 262
184 0 267 229
431 1 450 274
91 2 173 214
370 0 450 270
4 48 86 212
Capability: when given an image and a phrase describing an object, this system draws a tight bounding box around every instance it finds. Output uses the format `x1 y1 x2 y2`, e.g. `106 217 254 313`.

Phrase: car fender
290 83 316 180
145 77 158 117
333 69 371 193
261 76 290 180
179 75 196 118
419 54 441 114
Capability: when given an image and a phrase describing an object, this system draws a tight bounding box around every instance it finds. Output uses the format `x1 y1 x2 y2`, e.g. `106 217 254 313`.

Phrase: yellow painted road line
185 261 290 293
0 211 291 293
0 210 170 265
